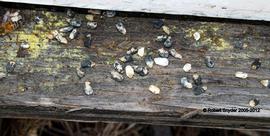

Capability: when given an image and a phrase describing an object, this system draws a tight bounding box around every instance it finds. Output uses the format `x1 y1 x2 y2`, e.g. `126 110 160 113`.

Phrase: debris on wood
193 86 206 95
162 26 170 35
192 74 202 86
180 77 193 89
0 10 22 36
126 47 138 55
10 10 22 22
110 70 124 82
20 42 30 49
169 49 182 59
183 63 192 72
148 85 160 94
193 32 200 41
67 9 75 18
205 56 215 68
104 11 116 18
85 14 94 21
6 61 16 73
249 99 259 107
84 81 93 95
87 21 97 29
260 80 270 88
69 28 78 39
119 54 133 63
145 55 154 68
155 35 173 48
116 21 126 35
59 26 73 33
34 16 43 24
242 43 248 49
0 72 6 79
235 71 248 79
158 48 169 58
156 35 167 42
234 41 248 50
113 61 124 74
52 30 68 44
192 74 207 95
84 34 92 48
152 19 164 29
202 85 207 91
154 57 169 66
81 59 95 68
2 10 10 23
69 19 82 28
163 36 172 48
76 67 85 79
133 66 149 76
251 58 261 70
47 33 54 40
137 47 145 57
125 65 134 78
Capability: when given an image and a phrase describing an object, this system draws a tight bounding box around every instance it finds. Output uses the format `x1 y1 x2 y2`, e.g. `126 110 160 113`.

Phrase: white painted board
0 0 270 21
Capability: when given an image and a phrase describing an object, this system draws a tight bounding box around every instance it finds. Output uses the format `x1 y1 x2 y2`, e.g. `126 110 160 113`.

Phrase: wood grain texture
1 0 270 21
0 4 270 129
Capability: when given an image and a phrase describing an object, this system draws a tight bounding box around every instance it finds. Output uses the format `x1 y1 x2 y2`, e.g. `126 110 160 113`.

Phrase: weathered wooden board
1 3 270 130
1 0 270 21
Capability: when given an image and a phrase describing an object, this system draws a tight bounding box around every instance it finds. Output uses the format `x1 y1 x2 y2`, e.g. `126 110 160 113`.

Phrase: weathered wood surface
1 0 270 21
1 3 270 130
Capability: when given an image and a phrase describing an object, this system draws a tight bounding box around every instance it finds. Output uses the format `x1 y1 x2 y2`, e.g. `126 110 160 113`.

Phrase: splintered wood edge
1 0 270 21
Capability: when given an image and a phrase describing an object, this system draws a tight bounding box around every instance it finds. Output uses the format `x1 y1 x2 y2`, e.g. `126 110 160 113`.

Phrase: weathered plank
1 0 270 21
1 3 270 130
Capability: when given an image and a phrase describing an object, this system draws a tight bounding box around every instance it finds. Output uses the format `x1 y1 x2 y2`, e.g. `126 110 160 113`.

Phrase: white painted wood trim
1 0 270 21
